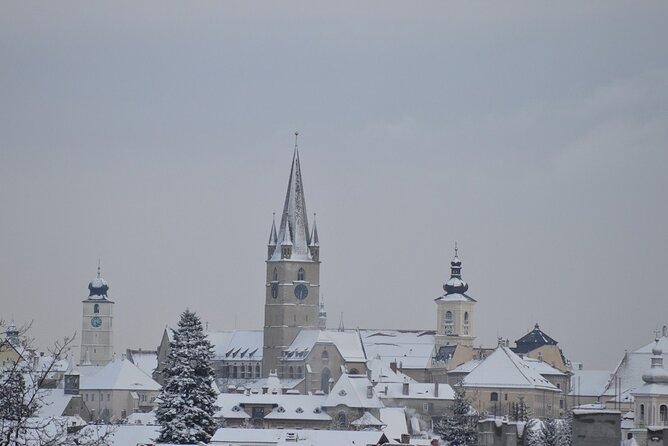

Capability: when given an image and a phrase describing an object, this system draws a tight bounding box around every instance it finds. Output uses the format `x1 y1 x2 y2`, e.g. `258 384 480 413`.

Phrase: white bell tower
80 262 114 366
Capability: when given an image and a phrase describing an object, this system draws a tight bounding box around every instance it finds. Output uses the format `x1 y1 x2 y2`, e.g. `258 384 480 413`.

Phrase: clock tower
263 135 321 377
80 263 114 366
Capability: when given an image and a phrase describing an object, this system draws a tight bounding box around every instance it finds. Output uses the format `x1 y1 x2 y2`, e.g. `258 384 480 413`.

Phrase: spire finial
454 241 458 258
97 259 101 279
294 131 299 150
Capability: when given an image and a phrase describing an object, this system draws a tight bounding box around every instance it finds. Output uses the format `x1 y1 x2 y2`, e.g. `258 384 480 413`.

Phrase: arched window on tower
273 268 278 281
321 350 329 364
94 304 99 314
463 312 469 335
298 268 305 281
661 405 668 424
640 404 645 425
444 311 454 335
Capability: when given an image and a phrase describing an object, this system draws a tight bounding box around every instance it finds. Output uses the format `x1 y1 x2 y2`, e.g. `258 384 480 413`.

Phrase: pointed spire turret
272 132 312 261
309 213 320 261
338 312 345 332
267 213 278 259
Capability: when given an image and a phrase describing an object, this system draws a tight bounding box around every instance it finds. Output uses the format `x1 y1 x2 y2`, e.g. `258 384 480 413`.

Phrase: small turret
309 213 320 261
280 222 293 259
642 339 668 385
267 213 278 260
88 260 109 298
5 320 20 346
443 244 469 295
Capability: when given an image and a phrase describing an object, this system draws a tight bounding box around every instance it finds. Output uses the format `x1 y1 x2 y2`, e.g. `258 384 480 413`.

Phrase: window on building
107 394 110 401
661 405 668 424
222 365 229 378
232 366 238 378
240 365 245 378
255 364 261 378
464 312 469 323
297 366 302 378
289 366 294 379
504 393 508 401
640 404 645 424
252 407 264 419
445 311 453 322
490 392 498 402
94 304 99 314
298 268 305 281
321 350 329 363
337 412 347 426
273 268 278 281
321 368 331 394
560 399 564 409
556 383 561 389
91 394 95 402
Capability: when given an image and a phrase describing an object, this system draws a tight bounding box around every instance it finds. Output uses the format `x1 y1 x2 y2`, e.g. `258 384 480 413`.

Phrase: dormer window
298 268 305 281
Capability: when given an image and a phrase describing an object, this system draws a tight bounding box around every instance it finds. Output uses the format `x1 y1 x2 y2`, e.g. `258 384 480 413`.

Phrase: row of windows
222 364 262 379
85 392 111 402
639 404 668 424
272 268 306 282
444 311 470 323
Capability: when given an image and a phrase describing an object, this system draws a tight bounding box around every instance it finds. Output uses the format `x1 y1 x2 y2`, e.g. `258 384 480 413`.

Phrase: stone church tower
80 263 114 366
263 136 321 376
435 246 476 349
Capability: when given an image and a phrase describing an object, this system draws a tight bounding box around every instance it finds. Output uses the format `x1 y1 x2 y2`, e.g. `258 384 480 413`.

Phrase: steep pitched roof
79 358 160 391
283 329 366 363
271 147 312 261
324 374 383 409
462 346 559 391
360 329 436 370
513 323 558 354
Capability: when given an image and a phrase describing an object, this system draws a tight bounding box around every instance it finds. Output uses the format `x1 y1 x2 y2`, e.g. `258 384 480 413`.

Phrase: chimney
402 381 409 396
262 385 269 395
390 361 397 374
434 382 439 398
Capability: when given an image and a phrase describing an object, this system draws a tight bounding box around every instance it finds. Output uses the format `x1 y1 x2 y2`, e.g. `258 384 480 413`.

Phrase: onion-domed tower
434 245 476 348
633 339 668 427
80 262 114 366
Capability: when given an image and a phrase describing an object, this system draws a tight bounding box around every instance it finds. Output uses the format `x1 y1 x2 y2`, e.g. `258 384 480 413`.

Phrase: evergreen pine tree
513 396 531 422
524 419 546 446
434 388 478 446
544 416 558 446
156 309 219 444
555 412 572 446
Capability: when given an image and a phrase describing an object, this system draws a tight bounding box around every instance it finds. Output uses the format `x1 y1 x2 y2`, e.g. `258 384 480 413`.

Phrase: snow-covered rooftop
215 392 331 421
211 428 387 446
378 381 455 401
360 329 435 370
324 374 383 409
569 369 612 397
380 407 409 443
127 350 157 378
79 358 160 391
462 346 559 391
284 329 366 362
207 330 263 361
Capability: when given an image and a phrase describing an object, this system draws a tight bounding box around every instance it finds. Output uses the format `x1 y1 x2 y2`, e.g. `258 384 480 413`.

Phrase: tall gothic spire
272 133 311 261
268 213 278 246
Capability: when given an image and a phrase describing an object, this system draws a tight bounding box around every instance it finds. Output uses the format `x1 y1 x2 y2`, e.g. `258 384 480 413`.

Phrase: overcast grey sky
1 1 667 370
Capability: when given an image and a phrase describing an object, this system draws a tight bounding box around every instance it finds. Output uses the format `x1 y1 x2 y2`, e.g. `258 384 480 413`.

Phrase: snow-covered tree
0 321 113 446
156 309 218 444
434 387 478 446
513 397 531 422
541 415 571 446
524 418 546 446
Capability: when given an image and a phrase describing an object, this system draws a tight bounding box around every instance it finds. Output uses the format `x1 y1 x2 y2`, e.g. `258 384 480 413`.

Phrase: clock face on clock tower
294 284 308 300
91 316 102 328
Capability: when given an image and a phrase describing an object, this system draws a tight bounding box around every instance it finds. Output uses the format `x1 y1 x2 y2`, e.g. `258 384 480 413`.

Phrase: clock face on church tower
294 284 308 300
91 316 102 328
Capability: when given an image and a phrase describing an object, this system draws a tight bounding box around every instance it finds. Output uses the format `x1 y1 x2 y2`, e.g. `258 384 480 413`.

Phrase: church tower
263 134 321 377
435 245 476 349
80 263 114 366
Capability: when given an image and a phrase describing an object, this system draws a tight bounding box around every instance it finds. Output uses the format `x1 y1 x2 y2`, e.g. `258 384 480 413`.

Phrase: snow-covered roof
284 329 366 363
380 407 408 443
366 357 416 383
434 292 476 303
215 392 331 421
378 381 455 401
462 346 559 391
127 350 157 378
360 330 435 370
211 428 387 446
522 357 566 376
602 335 668 398
79 358 161 391
126 410 157 425
449 359 482 374
207 330 263 361
81 425 159 446
569 369 611 396
37 389 75 418
351 411 385 427
324 374 383 409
